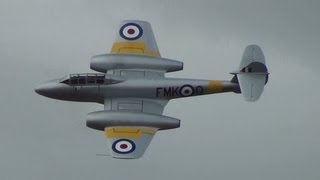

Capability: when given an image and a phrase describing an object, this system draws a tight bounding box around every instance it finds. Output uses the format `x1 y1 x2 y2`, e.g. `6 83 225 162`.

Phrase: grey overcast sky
1 0 319 179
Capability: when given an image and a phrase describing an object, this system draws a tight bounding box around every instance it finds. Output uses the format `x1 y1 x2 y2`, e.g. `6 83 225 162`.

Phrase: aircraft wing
110 20 161 57
104 126 157 159
96 98 178 159
87 20 182 158
90 20 183 78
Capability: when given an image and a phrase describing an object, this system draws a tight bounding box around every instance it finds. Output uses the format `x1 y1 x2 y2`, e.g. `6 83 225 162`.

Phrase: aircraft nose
35 80 70 98
35 82 54 96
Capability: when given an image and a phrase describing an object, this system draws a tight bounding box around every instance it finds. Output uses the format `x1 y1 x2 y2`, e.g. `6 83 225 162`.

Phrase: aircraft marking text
156 84 204 97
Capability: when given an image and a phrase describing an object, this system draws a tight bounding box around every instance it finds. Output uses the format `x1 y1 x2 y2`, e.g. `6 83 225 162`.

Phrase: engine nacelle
90 54 183 73
86 111 180 131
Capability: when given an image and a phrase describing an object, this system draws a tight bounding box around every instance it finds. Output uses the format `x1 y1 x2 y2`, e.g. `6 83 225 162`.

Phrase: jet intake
86 111 180 131
90 54 183 73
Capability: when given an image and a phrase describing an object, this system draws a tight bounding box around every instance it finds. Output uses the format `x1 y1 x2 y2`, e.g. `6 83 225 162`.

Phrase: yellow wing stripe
208 80 223 94
111 42 161 57
104 127 156 139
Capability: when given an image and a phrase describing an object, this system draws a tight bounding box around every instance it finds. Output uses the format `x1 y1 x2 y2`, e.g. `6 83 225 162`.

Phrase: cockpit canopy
60 73 122 86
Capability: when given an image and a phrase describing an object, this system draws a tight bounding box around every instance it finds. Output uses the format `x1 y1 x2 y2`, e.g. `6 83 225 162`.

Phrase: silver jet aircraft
35 20 269 159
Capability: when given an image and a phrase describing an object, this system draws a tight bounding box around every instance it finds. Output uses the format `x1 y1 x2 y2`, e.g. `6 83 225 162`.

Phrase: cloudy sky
1 0 319 179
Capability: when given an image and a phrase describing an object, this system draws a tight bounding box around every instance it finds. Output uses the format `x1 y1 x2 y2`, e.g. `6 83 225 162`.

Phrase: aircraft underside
35 20 269 159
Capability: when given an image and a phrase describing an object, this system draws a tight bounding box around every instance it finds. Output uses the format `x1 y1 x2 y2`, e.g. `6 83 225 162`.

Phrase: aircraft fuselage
35 73 238 104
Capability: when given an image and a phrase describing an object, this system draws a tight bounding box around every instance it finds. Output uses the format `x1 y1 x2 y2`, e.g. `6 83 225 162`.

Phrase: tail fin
231 45 269 102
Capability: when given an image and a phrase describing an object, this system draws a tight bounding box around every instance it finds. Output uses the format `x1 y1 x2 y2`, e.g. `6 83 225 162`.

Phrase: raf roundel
180 85 194 97
112 139 136 154
119 23 143 40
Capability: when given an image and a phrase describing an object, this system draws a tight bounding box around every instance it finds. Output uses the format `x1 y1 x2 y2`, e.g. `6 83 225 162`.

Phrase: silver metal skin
35 78 103 103
35 20 268 159
91 54 183 73
35 75 238 103
87 111 180 131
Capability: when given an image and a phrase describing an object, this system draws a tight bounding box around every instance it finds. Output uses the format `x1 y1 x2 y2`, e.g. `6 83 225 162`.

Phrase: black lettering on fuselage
172 87 179 96
156 85 204 97
156 87 163 97
156 87 178 97
164 87 172 97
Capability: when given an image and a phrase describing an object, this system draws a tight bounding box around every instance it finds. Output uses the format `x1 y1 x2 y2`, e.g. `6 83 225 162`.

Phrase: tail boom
207 80 240 94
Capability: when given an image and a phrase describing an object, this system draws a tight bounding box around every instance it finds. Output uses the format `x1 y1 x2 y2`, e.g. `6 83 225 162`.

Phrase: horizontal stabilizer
238 74 266 102
232 45 269 102
240 45 266 68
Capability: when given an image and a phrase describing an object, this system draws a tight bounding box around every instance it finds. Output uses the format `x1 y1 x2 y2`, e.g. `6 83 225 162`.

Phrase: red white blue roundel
180 85 194 97
112 139 136 154
119 23 143 40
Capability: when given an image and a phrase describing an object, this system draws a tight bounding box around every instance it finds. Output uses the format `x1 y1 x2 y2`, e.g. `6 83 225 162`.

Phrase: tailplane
231 45 269 102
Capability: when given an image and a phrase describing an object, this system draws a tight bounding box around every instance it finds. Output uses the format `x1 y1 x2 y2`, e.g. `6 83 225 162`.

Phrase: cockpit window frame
60 73 121 86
